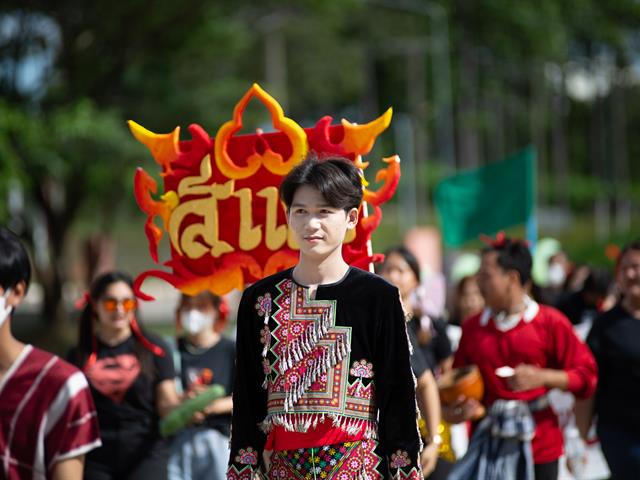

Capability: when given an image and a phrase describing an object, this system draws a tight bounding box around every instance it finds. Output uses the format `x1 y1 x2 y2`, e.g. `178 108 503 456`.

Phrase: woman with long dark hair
379 245 448 478
69 271 180 479
381 246 454 373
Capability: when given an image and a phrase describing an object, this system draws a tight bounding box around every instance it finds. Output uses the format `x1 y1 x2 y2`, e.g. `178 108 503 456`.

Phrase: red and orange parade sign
129 84 400 299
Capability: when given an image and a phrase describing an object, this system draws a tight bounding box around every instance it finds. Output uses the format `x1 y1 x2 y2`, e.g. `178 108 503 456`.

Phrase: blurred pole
406 44 428 221
426 3 456 173
261 13 288 112
361 45 380 126
529 62 547 203
366 0 456 173
457 35 480 168
591 93 609 241
393 114 418 231
527 149 539 252
550 66 569 208
611 77 631 233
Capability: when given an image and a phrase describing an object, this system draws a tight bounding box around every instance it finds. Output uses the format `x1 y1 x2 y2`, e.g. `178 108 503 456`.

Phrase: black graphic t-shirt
587 304 640 433
178 336 235 436
69 333 175 438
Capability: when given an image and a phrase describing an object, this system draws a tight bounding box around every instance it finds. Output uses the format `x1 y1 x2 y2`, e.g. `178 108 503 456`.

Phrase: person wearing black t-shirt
580 241 640 479
69 271 181 480
167 291 235 480
379 245 446 478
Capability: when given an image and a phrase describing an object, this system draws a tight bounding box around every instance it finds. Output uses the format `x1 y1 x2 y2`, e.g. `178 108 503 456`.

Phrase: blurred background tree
1 0 640 332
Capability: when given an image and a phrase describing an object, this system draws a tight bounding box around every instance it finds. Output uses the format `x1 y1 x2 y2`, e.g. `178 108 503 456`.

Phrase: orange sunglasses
101 298 137 313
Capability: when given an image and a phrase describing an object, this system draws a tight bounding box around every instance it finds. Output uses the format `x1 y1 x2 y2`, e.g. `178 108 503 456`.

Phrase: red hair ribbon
130 315 165 357
74 291 91 311
214 297 231 333
218 298 230 323
480 231 529 249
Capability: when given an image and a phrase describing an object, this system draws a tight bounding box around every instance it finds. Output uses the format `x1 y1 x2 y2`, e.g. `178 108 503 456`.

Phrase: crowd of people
0 154 639 479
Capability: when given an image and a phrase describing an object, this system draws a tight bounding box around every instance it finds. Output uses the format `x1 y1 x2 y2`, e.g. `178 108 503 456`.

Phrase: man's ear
346 207 359 229
507 270 522 288
8 281 27 308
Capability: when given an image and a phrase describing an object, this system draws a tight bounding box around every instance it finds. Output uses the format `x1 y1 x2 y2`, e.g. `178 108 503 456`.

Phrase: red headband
480 231 529 249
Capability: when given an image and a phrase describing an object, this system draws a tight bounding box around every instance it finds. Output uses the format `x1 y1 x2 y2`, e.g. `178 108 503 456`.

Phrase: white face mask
0 288 13 328
180 309 214 335
547 263 567 287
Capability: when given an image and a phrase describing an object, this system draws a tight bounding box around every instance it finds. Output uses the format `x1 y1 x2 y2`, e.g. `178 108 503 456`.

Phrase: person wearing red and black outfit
444 234 597 480
69 271 180 480
228 157 422 479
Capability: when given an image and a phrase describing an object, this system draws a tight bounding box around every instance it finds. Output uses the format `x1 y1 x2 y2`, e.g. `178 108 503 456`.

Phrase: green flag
434 148 536 247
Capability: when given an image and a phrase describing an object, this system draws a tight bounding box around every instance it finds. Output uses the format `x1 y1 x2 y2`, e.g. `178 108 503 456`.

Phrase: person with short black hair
0 226 101 479
580 240 640 479
445 234 597 480
228 156 423 479
68 271 180 479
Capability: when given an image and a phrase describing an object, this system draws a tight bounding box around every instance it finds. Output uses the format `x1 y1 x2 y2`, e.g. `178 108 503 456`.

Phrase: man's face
618 249 640 303
478 251 513 311
286 185 358 261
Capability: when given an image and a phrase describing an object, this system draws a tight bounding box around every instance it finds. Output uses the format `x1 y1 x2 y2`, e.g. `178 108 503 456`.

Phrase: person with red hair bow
445 234 597 480
69 271 180 480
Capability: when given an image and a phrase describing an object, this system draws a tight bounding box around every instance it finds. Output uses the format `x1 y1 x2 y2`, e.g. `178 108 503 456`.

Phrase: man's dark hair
482 238 532 286
582 267 613 297
0 227 31 292
279 155 363 211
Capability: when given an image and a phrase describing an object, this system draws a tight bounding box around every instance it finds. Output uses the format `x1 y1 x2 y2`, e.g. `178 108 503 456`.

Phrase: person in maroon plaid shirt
0 227 101 479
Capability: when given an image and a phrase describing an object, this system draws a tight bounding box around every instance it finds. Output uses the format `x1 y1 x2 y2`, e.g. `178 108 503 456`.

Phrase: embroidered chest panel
260 279 377 429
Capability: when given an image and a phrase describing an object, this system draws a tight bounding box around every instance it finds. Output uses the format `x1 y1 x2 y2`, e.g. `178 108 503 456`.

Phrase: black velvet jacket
228 267 422 479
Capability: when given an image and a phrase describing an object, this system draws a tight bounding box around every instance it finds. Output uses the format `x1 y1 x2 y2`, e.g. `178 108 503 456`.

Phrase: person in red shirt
0 227 101 479
444 234 597 480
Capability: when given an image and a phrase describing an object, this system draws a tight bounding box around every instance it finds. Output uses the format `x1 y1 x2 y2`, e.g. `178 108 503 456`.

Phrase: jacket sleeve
374 286 423 479
227 286 269 479
548 309 598 399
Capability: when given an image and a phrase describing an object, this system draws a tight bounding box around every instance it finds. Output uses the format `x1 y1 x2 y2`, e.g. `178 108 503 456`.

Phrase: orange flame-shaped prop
130 83 401 299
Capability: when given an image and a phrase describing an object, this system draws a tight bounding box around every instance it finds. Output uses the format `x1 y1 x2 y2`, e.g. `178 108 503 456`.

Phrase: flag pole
526 147 538 253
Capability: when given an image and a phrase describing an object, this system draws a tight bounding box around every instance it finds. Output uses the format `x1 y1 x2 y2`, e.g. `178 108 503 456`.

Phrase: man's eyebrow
290 202 333 208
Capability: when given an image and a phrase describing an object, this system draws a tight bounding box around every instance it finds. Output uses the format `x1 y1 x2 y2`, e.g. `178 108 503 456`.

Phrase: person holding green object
167 291 235 480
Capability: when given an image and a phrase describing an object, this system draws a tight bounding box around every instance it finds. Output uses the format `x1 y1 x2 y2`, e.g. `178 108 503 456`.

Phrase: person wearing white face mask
167 291 234 480
0 227 101 479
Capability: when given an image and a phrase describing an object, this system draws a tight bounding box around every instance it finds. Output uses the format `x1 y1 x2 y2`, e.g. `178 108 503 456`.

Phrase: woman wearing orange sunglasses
68 271 181 480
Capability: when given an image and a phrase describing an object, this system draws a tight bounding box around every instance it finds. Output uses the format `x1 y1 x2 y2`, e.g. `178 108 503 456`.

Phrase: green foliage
0 100 140 227
1 0 640 331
